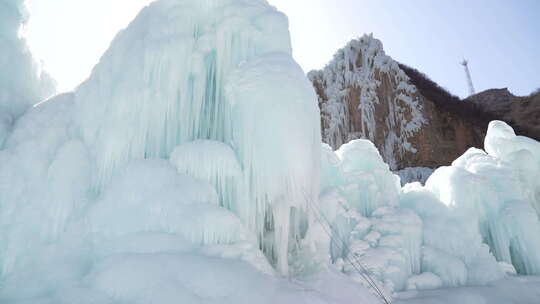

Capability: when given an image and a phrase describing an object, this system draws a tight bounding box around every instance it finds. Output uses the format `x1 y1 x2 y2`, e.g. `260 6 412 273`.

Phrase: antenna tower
461 59 476 96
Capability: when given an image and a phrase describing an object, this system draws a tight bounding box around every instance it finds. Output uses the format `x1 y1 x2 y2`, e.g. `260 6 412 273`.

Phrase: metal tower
461 59 476 96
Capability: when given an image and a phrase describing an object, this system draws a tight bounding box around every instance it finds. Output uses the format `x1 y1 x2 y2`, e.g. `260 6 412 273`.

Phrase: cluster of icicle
0 0 56 146
314 120 540 294
1 0 321 282
2 0 540 303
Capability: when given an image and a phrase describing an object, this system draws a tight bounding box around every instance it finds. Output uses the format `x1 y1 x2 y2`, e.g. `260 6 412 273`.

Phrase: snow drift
1 0 540 303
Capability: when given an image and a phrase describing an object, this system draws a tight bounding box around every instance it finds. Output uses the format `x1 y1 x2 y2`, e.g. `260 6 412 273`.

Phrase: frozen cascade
170 140 242 212
71 0 321 275
2 0 540 303
0 0 56 146
75 0 292 190
226 53 321 274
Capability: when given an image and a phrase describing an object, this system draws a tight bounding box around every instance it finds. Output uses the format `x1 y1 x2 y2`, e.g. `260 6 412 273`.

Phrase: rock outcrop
467 88 540 141
309 34 487 170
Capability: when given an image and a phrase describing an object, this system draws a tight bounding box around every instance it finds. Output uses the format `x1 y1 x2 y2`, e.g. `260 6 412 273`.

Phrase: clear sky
26 0 540 98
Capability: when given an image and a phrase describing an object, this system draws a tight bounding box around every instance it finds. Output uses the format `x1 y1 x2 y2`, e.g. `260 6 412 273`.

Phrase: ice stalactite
4 0 540 302
73 0 320 275
0 0 56 146
226 53 321 274
74 0 292 191
170 140 242 212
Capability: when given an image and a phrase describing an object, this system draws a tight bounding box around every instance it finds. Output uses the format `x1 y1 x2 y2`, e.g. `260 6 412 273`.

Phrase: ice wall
0 0 331 301
0 0 56 145
75 0 292 190
72 0 321 275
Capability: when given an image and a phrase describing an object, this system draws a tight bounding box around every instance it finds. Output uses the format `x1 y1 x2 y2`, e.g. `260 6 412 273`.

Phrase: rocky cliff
467 88 540 141
309 34 488 170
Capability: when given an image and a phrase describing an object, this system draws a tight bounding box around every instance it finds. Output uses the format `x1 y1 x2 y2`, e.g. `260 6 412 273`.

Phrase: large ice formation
311 120 540 296
0 0 56 146
1 0 540 303
0 0 348 303
72 0 321 276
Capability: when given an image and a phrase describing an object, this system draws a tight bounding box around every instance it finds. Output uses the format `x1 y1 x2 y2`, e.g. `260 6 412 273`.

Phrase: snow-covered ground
396 276 540 304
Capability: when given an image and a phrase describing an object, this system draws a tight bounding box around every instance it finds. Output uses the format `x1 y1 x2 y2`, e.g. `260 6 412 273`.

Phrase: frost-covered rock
310 34 487 170
309 34 426 169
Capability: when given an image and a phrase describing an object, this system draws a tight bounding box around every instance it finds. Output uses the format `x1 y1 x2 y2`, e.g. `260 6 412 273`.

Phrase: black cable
303 197 392 304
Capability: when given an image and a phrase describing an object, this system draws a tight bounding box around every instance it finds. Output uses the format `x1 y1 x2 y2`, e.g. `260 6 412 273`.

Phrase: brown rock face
467 88 540 141
309 35 487 170
406 94 486 169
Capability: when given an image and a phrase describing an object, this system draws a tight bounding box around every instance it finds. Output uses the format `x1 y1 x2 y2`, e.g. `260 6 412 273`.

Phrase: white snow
396 276 540 304
405 272 443 291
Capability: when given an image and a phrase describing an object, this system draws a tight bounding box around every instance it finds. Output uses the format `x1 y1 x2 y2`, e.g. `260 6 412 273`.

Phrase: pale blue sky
26 0 539 97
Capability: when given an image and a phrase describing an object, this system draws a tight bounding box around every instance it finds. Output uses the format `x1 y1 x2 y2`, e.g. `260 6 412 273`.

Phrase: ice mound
315 123 540 295
316 140 422 294
71 0 321 275
336 140 400 216
484 120 540 215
